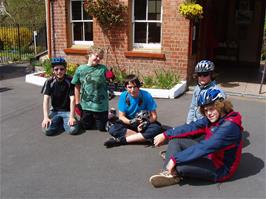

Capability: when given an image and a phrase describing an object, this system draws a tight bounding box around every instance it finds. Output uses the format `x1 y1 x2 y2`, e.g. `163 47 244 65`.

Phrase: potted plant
83 0 127 31
178 0 203 21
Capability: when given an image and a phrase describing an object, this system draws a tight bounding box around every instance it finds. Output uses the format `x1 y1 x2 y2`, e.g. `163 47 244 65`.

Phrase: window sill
124 51 165 59
64 48 88 55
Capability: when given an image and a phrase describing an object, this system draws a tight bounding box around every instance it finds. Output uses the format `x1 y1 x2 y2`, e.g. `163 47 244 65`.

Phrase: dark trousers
164 138 217 181
108 121 161 141
80 110 108 131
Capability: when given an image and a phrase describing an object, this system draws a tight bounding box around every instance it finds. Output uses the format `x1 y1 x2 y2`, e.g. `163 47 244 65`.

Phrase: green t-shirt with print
71 64 108 112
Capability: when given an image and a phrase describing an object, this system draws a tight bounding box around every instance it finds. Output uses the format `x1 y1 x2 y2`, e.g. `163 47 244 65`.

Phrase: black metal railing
0 23 47 63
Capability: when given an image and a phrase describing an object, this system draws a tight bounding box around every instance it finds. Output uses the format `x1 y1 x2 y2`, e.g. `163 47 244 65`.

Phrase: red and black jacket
164 111 243 182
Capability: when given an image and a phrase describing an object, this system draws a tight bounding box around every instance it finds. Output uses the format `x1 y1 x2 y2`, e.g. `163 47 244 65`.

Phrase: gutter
46 0 52 58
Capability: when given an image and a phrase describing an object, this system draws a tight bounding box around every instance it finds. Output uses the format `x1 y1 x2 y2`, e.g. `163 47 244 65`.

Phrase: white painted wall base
25 72 47 87
25 72 187 98
114 81 187 99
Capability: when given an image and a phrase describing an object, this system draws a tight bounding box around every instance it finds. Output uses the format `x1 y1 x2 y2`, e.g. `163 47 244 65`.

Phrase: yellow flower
178 2 203 20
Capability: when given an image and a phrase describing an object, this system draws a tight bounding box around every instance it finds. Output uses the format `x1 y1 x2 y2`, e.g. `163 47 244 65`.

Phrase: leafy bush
66 63 79 77
0 26 32 50
110 67 181 89
42 59 53 77
142 76 154 88
41 59 79 77
142 69 181 89
111 66 128 84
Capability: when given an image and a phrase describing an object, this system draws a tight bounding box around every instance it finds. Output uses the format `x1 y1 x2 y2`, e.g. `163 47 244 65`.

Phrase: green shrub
41 59 79 77
42 59 53 77
112 66 128 83
0 26 32 50
142 76 154 88
66 63 79 77
142 69 181 89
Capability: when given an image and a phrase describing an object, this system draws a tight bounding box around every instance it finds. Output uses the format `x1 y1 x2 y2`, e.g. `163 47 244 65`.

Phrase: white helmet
195 60 215 73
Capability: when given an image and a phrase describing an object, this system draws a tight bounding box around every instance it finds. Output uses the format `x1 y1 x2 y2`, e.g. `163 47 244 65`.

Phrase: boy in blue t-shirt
104 74 162 148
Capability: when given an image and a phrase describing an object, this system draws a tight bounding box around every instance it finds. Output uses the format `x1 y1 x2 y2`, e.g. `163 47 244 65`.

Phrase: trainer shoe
160 150 166 160
149 170 181 188
104 137 121 148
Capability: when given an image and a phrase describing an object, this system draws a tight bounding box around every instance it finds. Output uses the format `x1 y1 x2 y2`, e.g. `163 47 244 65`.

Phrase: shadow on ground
178 152 264 187
242 131 250 148
215 62 265 86
0 63 31 80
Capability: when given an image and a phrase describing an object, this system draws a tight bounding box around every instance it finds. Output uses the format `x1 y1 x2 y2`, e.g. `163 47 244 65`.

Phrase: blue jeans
42 111 79 136
164 138 217 181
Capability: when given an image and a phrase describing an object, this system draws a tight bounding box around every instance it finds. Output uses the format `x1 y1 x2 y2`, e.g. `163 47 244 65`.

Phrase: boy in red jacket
149 89 243 188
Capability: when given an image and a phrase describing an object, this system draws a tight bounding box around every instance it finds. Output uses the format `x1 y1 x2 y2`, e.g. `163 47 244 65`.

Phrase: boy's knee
142 124 162 140
108 124 125 138
42 128 56 136
66 125 80 135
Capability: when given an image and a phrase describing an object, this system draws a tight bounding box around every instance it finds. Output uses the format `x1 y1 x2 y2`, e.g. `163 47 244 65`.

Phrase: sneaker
149 170 181 188
104 137 121 148
160 150 166 160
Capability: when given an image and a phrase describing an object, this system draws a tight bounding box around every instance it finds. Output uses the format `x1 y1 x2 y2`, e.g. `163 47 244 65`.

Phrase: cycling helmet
195 60 215 73
197 88 224 106
51 57 67 67
135 110 150 121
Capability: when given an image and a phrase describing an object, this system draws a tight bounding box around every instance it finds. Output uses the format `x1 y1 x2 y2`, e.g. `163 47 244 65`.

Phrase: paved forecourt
1 73 265 198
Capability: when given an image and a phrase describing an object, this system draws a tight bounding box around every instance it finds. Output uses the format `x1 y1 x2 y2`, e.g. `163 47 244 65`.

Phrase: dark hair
124 74 143 106
124 74 142 88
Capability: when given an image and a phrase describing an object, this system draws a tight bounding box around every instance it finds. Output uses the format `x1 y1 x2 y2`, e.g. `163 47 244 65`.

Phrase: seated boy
41 57 79 136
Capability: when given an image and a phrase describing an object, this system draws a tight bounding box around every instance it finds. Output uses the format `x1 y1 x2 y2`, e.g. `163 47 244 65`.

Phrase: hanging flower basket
83 0 127 31
178 1 203 21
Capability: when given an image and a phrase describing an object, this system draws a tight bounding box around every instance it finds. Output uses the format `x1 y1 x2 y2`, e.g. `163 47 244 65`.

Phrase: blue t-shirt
118 89 157 119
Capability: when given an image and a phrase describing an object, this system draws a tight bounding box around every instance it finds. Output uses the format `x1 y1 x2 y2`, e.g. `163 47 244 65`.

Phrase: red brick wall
51 0 68 57
50 0 194 81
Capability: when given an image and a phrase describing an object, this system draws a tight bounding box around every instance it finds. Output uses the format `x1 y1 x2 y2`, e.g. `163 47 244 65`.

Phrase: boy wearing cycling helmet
104 74 162 148
149 89 243 188
41 57 79 136
186 60 226 124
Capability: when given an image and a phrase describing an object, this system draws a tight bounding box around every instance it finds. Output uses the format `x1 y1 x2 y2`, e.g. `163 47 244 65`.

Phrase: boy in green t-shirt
72 46 112 131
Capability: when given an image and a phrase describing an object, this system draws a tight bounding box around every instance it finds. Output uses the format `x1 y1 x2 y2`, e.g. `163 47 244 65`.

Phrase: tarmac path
0 63 265 199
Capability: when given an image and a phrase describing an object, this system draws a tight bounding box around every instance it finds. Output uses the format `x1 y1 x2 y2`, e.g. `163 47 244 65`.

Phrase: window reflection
148 0 161 20
148 23 161 43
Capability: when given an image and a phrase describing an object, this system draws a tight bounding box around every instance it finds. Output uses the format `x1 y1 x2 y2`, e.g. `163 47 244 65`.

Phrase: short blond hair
88 46 104 57
200 99 233 116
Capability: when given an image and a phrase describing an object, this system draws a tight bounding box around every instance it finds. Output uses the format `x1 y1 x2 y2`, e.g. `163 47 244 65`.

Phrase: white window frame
70 0 93 45
132 0 162 49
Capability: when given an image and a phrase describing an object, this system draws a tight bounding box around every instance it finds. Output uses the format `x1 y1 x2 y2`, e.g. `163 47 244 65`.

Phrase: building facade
45 0 265 83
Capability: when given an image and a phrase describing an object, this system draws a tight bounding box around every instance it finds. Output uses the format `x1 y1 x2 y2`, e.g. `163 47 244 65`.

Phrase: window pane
83 6 92 20
134 0 146 20
135 23 147 43
148 0 161 20
85 22 93 41
148 23 161 43
73 22 83 40
72 1 81 20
